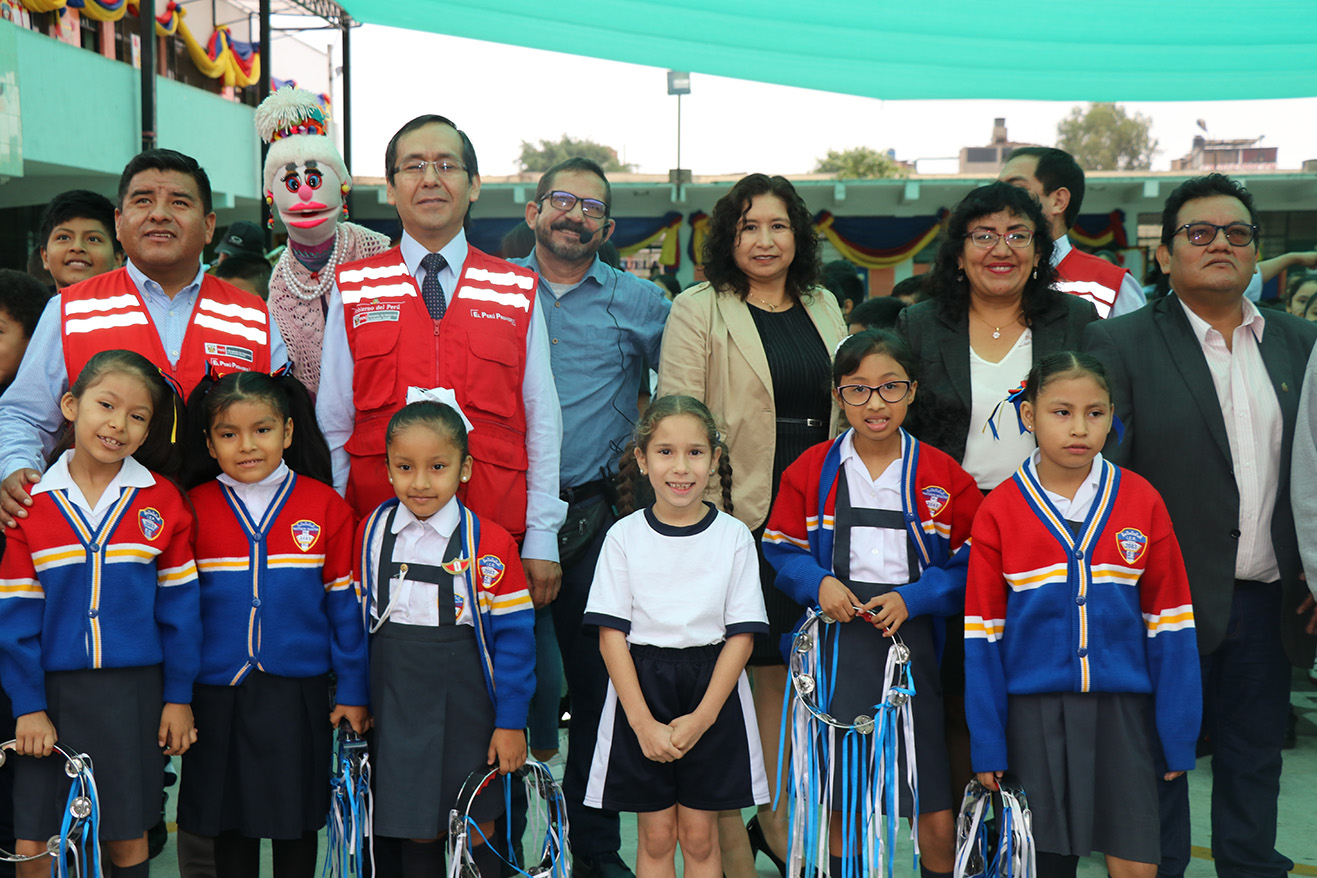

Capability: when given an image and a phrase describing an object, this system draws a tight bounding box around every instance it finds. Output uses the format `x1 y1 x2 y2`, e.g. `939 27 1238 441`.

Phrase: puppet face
268 159 344 246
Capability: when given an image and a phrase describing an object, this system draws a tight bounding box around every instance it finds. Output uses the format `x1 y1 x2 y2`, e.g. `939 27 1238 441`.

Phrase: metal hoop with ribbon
953 779 1035 878
780 608 920 878
325 724 373 877
0 740 101 878
446 761 569 878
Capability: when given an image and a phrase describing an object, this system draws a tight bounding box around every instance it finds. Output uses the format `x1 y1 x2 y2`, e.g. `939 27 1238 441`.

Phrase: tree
1056 103 1158 171
814 147 907 179
517 135 635 174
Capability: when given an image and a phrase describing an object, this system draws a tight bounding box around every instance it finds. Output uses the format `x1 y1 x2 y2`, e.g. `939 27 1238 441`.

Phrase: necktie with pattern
420 252 447 320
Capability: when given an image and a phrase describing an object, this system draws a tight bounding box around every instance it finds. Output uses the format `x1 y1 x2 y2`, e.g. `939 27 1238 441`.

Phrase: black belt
776 417 825 428
560 478 608 505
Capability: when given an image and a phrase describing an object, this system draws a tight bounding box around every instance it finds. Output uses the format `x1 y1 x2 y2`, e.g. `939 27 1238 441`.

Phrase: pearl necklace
277 226 344 301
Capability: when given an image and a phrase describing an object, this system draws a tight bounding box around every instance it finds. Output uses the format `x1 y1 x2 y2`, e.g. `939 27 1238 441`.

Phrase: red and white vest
335 245 538 538
61 269 273 399
1054 247 1131 319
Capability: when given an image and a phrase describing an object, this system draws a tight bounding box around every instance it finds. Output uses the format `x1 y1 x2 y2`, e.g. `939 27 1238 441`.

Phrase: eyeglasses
1173 222 1258 247
394 159 467 179
837 381 913 406
541 190 609 220
966 229 1035 249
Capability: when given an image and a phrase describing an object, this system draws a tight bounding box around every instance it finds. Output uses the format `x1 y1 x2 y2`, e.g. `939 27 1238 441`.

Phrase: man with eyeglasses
504 157 669 878
999 147 1146 318
1085 174 1316 878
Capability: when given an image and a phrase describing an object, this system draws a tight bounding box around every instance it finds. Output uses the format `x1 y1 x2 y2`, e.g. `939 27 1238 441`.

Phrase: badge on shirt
204 342 254 363
477 554 505 590
1115 528 1148 564
291 520 321 552
921 486 950 518
442 556 471 575
139 507 164 541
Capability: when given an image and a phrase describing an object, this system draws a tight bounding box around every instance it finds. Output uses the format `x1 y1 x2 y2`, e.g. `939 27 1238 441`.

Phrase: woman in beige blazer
656 173 846 878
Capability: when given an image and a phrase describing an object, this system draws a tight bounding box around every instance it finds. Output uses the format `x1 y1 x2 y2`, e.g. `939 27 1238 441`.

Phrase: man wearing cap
212 219 265 266
0 148 287 526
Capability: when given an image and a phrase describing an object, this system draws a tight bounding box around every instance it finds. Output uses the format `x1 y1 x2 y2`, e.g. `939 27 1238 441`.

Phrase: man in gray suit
1084 174 1317 878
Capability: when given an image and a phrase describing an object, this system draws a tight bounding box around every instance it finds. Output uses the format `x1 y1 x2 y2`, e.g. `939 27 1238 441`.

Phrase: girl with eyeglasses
762 330 981 878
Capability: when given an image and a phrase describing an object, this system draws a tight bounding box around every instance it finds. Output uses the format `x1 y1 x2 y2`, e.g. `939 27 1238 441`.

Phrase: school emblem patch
1116 528 1148 564
442 556 471 575
921 486 950 517
453 591 465 616
139 507 164 541
477 554 505 590
291 520 321 552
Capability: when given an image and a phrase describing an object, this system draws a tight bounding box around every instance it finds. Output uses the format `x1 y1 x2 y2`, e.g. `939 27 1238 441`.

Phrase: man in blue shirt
512 157 669 878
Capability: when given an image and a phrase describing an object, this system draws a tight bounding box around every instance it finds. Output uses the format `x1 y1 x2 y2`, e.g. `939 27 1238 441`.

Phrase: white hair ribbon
405 386 475 433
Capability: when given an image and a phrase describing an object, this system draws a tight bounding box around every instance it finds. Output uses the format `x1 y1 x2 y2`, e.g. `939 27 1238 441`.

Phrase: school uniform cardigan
964 460 1201 774
0 480 201 717
354 498 535 730
189 474 368 705
762 430 981 618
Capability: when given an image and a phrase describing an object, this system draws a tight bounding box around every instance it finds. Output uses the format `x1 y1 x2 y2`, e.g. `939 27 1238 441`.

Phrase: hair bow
985 381 1029 440
405 386 474 433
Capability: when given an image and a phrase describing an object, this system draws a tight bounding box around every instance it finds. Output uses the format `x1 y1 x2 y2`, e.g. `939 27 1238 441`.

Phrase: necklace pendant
992 328 1001 339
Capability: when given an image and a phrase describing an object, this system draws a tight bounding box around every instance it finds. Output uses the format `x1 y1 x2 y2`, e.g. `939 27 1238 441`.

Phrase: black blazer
897 293 1099 463
1084 295 1317 665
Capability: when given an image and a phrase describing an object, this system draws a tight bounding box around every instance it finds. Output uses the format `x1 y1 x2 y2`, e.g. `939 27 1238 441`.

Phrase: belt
776 417 825 428
560 478 608 505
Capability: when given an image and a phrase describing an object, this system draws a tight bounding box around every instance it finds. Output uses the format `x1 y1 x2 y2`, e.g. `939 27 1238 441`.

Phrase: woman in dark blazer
895 182 1098 808
897 182 1098 483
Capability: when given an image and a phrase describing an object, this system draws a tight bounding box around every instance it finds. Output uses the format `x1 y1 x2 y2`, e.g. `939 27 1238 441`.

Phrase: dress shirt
1028 449 1103 520
366 496 470 629
512 250 670 489
0 260 290 480
317 230 566 562
1052 235 1147 318
32 450 157 528
838 430 909 584
216 461 290 523
1176 296 1282 582
1292 347 1317 599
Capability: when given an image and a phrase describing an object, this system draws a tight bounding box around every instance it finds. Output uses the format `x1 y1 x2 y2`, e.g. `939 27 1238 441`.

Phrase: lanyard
0 740 101 878
325 725 373 878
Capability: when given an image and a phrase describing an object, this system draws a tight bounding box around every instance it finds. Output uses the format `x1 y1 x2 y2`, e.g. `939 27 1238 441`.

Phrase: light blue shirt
512 250 670 489
317 229 567 562
0 260 289 478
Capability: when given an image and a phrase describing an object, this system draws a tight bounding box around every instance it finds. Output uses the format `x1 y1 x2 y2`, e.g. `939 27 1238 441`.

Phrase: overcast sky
337 25 1317 180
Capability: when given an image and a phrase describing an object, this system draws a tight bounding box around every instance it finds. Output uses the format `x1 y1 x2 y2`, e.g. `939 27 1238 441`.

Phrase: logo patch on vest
477 554 505 590
139 507 164 541
921 486 950 517
204 342 254 363
1115 528 1148 564
290 520 321 552
352 306 401 328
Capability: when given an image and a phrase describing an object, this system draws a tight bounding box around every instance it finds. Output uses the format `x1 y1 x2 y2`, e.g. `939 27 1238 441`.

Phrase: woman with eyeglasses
656 173 846 878
895 181 1099 811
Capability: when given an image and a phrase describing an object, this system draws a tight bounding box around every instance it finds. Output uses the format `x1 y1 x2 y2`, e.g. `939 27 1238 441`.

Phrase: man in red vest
316 115 565 607
0 148 286 527
1000 147 1147 318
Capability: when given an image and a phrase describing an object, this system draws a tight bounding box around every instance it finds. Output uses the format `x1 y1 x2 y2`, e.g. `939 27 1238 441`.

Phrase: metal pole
676 92 681 176
138 0 156 151
259 0 272 246
342 21 354 218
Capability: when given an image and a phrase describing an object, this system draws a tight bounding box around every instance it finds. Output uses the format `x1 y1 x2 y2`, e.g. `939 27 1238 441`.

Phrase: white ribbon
405 386 475 434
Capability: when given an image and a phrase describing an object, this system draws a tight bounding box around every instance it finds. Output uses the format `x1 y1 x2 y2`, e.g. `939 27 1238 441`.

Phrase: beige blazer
655 282 847 530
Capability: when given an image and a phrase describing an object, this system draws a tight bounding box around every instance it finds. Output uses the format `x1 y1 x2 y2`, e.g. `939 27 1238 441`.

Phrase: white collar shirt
1176 296 1282 582
400 229 467 305
32 450 157 528
368 496 471 628
1027 449 1104 521
837 430 912 584
216 461 291 523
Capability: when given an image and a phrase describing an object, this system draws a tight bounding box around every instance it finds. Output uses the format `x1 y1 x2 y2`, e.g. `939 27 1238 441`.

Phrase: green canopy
335 0 1317 101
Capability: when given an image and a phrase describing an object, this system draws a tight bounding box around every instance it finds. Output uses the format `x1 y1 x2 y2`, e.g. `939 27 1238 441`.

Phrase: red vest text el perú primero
335 246 537 538
61 269 273 399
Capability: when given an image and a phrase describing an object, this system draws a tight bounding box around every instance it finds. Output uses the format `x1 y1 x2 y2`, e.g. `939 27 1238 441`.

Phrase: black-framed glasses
541 190 609 220
966 229 1035 249
394 159 467 179
1173 222 1258 247
837 381 913 406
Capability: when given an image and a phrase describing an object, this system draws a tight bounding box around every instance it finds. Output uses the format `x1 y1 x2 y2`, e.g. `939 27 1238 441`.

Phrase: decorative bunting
1070 210 1129 249
814 209 948 271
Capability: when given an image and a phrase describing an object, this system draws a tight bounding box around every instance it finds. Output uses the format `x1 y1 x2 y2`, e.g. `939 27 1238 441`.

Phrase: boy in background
38 190 122 290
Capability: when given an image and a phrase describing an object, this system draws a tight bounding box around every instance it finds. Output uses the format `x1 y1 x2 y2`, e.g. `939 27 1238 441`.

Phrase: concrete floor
144 670 1317 876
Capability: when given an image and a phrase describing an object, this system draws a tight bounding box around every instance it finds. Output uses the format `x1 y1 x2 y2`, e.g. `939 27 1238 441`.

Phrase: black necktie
420 252 447 320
